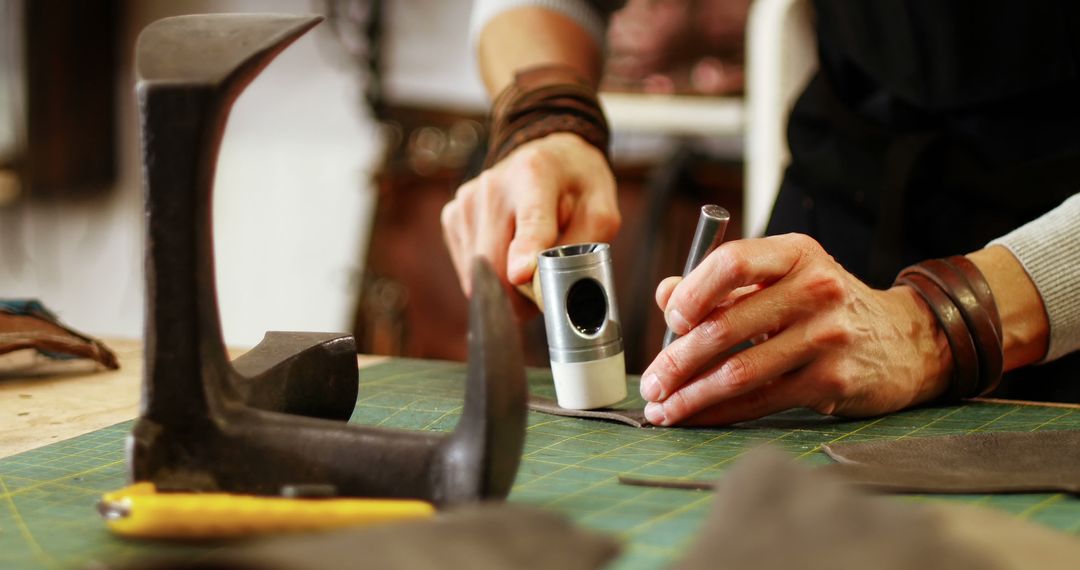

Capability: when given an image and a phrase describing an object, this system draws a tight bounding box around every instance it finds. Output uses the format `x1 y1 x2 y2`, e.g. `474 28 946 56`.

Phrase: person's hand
639 233 953 426
442 132 619 318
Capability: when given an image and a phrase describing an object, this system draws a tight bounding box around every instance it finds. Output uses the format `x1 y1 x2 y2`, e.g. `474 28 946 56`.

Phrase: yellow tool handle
100 482 435 539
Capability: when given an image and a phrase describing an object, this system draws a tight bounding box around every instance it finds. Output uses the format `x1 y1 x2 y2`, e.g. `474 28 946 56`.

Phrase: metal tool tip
97 499 131 521
701 205 730 220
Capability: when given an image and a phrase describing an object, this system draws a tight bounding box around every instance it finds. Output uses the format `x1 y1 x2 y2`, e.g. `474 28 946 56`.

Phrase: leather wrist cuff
895 256 1004 401
484 64 610 169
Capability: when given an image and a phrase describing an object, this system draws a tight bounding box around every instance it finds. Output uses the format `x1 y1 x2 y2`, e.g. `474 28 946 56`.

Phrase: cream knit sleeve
469 0 612 51
989 193 1080 362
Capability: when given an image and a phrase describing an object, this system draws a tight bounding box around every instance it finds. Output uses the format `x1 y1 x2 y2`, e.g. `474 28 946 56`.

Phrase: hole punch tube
537 243 627 409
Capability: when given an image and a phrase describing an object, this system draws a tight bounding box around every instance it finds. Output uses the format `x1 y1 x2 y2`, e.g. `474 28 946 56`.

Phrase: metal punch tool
663 205 731 347
131 14 527 506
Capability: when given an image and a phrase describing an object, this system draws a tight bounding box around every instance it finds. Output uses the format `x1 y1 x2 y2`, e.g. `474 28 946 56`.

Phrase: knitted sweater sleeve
989 193 1080 362
469 0 623 51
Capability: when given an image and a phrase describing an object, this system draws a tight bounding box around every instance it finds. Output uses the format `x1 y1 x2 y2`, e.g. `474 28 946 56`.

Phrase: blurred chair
744 0 817 237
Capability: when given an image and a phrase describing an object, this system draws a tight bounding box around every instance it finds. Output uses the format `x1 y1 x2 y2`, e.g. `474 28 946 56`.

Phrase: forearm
966 246 1049 371
477 6 604 94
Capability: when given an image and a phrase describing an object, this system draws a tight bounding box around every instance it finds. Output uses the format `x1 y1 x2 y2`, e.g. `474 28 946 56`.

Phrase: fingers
641 320 817 425
672 377 806 426
442 134 619 315
506 160 562 284
557 167 620 246
441 181 478 295
655 276 682 311
663 233 820 335
505 136 617 283
641 278 816 403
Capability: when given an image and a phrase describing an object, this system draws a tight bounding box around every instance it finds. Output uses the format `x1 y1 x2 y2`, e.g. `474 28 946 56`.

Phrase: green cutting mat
3 358 1080 570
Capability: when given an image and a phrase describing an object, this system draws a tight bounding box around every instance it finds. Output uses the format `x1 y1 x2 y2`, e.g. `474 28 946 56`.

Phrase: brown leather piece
528 395 651 428
897 273 979 399
617 475 713 490
125 504 619 570
0 312 119 371
823 429 1080 493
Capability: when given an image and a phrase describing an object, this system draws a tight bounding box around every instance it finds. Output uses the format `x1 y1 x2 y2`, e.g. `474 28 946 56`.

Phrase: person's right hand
441 132 620 318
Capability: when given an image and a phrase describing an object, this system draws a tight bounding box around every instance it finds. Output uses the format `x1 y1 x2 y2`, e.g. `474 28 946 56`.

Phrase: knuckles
658 389 695 422
694 313 732 348
655 348 691 388
799 263 848 306
785 232 827 256
507 143 556 177
440 199 460 230
711 245 749 284
807 315 856 348
590 208 622 240
715 355 756 392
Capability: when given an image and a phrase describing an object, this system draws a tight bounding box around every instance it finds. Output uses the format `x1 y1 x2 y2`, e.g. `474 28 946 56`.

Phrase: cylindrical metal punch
663 205 730 348
536 243 627 410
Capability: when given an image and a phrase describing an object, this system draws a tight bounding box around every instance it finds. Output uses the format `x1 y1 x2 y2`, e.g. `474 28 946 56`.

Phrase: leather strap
484 64 609 169
944 255 1002 334
912 258 1004 395
896 256 1004 399
896 273 979 400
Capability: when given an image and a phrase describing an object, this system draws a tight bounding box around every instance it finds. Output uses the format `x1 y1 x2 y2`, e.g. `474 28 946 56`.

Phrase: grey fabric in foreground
823 429 1080 493
528 395 651 428
672 448 1080 570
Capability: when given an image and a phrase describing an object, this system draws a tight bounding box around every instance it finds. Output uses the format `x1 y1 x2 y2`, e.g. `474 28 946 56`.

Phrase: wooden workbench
0 340 385 459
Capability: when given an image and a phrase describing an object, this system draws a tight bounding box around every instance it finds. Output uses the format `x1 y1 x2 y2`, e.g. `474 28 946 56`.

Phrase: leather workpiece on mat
822 429 1080 493
528 396 651 428
141 504 619 570
672 448 1080 570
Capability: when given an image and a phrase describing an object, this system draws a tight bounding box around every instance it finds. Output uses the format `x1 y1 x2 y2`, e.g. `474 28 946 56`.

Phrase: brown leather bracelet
898 258 1004 396
484 64 610 169
896 273 980 401
946 255 1004 394
944 255 1002 335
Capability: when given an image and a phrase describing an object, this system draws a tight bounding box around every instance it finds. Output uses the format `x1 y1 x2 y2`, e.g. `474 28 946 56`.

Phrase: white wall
380 0 488 112
0 0 386 347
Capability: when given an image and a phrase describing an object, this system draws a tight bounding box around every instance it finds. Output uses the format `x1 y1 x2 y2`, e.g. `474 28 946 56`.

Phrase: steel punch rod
662 204 731 348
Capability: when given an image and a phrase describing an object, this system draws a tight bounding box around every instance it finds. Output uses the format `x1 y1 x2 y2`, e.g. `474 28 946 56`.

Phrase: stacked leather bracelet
895 256 1004 401
484 64 610 169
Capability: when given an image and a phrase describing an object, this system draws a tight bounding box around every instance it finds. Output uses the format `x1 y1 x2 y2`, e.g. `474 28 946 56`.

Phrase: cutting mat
2 358 1079 570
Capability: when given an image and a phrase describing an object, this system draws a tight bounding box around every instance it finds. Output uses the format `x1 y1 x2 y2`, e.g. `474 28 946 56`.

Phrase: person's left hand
639 233 953 426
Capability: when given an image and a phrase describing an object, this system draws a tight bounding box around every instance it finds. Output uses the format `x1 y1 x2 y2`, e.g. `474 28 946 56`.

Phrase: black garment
768 1 1080 401
771 0 1080 285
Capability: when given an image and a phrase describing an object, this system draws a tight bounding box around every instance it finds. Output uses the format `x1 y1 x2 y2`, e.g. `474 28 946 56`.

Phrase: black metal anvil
129 14 527 505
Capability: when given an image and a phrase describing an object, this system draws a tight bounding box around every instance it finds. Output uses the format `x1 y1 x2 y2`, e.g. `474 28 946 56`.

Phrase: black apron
766 1 1080 401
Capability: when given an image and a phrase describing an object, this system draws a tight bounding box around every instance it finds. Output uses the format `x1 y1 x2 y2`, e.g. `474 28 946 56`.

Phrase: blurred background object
0 0 377 348
604 0 749 96
0 0 759 374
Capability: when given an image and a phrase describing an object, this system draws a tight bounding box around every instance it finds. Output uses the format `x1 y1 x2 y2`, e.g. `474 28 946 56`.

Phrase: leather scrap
671 448 1080 570
528 395 651 428
122 504 619 570
0 299 118 370
617 475 714 491
822 430 1080 494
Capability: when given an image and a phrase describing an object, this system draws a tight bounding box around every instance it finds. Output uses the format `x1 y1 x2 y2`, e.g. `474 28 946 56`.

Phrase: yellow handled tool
98 482 435 539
